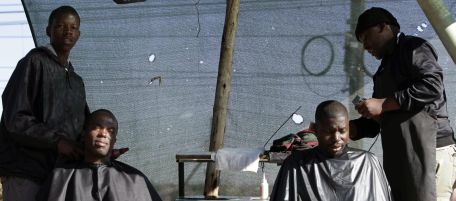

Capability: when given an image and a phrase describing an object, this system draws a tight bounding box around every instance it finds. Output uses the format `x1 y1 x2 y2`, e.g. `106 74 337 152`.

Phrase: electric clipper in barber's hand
352 95 366 107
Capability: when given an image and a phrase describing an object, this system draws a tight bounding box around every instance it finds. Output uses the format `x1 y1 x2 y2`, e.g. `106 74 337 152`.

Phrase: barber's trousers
436 144 456 201
1 176 40 201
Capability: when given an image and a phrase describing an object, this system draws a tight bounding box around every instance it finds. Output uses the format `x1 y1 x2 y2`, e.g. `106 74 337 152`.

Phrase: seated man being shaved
270 100 392 201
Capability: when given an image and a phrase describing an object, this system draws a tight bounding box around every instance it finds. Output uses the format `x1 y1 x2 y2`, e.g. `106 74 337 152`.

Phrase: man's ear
378 23 389 33
74 29 80 42
309 122 316 130
46 26 50 37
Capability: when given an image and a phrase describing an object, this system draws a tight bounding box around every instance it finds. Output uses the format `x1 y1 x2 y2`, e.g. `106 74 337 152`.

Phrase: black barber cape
36 160 162 201
270 147 392 201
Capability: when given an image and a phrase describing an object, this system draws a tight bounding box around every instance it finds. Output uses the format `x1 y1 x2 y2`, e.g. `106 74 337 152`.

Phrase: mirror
292 113 303 124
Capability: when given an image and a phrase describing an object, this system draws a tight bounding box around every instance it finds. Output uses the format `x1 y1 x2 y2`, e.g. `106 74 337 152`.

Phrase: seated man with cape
37 109 162 201
270 100 392 201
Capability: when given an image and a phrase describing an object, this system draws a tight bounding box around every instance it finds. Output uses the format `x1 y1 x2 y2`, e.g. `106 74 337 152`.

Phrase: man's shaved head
315 100 348 124
85 109 118 130
314 100 349 158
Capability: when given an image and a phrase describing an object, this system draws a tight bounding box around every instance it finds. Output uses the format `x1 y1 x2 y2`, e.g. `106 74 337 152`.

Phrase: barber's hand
355 98 385 119
57 138 83 160
111 147 129 159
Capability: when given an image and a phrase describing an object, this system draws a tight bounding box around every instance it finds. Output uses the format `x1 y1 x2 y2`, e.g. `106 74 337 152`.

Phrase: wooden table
175 151 288 198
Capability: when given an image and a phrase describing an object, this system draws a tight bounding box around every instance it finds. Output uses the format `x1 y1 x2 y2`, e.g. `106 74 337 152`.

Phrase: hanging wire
193 0 201 37
263 106 302 148
260 161 265 173
300 35 348 98
368 134 380 152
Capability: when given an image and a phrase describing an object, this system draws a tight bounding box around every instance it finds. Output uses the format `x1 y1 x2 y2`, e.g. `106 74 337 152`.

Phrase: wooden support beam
204 0 240 198
417 0 456 64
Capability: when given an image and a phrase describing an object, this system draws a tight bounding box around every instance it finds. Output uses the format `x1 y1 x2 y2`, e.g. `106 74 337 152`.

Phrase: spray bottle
260 172 269 200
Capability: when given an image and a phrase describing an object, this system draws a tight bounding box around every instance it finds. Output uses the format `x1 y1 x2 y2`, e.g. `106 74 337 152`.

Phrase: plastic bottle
260 172 269 200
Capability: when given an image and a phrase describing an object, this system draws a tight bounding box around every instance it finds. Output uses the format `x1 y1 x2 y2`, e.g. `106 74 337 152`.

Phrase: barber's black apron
374 56 436 201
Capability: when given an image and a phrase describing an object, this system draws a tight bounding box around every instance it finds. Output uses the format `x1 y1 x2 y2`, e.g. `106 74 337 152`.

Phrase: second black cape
36 160 162 201
270 147 392 201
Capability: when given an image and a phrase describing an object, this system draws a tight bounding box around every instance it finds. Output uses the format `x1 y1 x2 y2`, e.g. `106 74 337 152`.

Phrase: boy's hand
57 138 83 160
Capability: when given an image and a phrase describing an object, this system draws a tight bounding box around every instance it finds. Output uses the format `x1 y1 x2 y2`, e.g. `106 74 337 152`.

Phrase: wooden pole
204 0 240 198
417 0 456 64
345 0 364 149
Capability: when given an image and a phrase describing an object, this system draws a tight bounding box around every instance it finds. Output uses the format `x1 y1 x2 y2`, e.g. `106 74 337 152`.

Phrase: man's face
84 114 117 159
359 24 391 60
47 12 80 53
316 114 349 158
